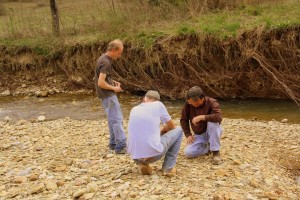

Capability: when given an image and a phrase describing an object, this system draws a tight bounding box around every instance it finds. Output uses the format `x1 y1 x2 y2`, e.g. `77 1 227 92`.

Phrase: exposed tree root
0 26 299 106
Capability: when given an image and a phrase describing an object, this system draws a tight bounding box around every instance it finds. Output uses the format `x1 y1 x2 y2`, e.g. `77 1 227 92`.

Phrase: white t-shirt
127 101 171 159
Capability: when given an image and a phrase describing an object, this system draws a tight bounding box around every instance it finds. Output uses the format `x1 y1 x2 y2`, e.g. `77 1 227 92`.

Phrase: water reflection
0 93 299 123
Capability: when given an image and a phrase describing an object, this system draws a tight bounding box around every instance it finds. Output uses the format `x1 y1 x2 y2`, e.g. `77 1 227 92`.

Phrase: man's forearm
204 113 222 123
98 80 115 91
161 124 172 133
161 120 176 134
180 120 192 137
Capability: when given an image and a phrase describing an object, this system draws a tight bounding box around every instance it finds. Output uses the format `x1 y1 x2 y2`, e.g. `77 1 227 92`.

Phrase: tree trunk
50 0 60 36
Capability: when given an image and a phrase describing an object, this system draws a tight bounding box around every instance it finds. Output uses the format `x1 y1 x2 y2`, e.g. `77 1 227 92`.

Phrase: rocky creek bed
0 118 299 200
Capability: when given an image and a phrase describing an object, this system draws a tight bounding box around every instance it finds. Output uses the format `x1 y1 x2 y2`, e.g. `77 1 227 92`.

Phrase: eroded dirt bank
0 118 299 199
1 26 300 103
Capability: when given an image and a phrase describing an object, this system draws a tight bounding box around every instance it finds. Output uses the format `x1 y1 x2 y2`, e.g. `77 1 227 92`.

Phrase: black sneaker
109 146 115 151
115 148 127 154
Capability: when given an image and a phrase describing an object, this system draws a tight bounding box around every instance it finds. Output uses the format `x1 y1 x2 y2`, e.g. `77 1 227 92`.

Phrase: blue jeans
184 122 222 158
101 95 126 152
135 127 183 171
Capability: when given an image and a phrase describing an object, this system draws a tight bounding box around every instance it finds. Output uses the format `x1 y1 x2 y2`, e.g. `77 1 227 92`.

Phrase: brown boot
212 151 222 165
139 163 152 175
163 167 176 177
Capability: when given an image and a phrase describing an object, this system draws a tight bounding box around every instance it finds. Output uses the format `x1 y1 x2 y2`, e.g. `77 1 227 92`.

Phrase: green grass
195 1 300 38
177 24 196 35
133 30 166 48
0 0 299 49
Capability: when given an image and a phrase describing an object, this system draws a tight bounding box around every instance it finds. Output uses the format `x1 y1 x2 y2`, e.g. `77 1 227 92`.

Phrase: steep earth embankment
0 26 300 104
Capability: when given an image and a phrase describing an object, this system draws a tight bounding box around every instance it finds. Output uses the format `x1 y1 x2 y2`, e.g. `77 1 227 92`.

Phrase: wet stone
37 115 46 122
2 144 12 150
29 174 39 181
249 179 260 188
82 193 95 200
36 90 49 97
7 188 20 199
30 185 44 194
13 176 27 184
45 180 58 190
65 159 73 166
264 192 279 200
17 119 27 125
246 193 257 200
35 146 43 151
73 188 88 198
1 90 11 96
18 167 32 176
56 181 65 187
4 116 12 122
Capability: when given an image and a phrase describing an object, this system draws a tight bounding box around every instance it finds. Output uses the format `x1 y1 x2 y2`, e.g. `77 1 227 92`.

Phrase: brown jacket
180 97 222 137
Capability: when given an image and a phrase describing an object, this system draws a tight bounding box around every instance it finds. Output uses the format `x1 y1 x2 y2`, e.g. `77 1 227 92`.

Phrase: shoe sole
212 157 222 165
163 168 176 177
140 164 152 175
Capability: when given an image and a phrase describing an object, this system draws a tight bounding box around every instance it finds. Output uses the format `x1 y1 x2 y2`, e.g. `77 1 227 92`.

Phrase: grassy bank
0 0 299 50
1 1 300 103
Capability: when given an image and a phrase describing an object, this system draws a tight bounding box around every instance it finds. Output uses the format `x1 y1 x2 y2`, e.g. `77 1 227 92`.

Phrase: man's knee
207 122 222 135
174 126 183 137
166 126 183 137
184 147 196 158
207 122 220 129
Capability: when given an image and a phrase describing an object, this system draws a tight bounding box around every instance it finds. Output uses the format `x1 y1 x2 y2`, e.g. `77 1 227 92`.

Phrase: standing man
127 90 183 176
180 86 223 165
95 39 127 154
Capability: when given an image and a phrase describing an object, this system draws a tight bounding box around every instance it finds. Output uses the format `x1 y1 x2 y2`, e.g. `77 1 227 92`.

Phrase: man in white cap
127 90 183 176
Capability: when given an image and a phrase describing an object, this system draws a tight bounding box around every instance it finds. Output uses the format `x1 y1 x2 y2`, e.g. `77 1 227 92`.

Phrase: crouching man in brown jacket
180 86 223 165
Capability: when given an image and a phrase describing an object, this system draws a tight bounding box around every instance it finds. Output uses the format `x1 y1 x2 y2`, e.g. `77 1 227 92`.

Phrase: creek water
0 93 299 124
